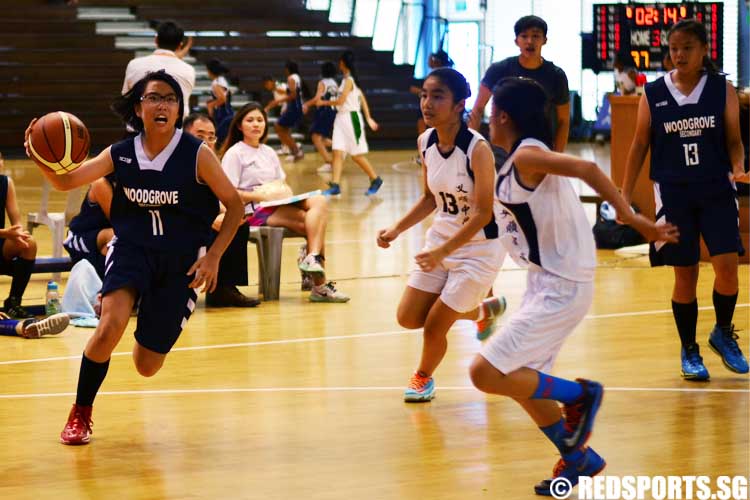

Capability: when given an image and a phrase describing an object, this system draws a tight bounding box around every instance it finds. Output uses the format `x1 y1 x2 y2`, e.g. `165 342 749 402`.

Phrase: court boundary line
0 385 748 400
0 304 747 367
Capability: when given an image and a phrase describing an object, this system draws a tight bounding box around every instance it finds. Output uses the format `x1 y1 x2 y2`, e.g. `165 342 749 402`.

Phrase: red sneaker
60 404 93 445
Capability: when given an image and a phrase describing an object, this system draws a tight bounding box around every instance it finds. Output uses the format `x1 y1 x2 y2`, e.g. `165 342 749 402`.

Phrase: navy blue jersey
69 187 111 234
109 130 219 254
646 72 730 183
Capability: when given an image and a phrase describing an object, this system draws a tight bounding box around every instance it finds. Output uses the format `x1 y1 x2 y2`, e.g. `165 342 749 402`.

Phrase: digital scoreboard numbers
593 2 723 71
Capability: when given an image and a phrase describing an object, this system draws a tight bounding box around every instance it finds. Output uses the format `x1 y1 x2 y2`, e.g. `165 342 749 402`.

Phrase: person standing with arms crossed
25 71 243 445
468 15 570 155
622 19 748 380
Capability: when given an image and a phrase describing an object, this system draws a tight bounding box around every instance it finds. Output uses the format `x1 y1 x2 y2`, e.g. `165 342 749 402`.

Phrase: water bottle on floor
45 280 61 316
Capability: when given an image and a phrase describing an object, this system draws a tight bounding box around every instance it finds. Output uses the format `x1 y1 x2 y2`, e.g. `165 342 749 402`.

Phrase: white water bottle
45 281 61 316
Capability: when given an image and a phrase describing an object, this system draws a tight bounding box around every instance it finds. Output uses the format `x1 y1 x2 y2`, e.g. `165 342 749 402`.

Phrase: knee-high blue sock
540 419 584 462
531 372 583 404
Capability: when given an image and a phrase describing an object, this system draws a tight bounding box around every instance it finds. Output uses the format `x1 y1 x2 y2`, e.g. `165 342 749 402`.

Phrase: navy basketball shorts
277 103 303 128
650 177 743 267
101 239 201 354
64 229 106 278
309 107 336 137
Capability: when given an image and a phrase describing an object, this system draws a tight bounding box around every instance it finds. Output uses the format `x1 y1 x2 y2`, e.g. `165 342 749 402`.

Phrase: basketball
28 111 90 175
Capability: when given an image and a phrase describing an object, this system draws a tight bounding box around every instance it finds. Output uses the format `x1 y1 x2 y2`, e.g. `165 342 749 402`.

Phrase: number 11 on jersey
149 209 164 236
683 143 700 166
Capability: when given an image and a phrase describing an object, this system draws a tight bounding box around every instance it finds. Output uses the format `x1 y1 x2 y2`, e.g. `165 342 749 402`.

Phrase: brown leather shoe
206 286 260 308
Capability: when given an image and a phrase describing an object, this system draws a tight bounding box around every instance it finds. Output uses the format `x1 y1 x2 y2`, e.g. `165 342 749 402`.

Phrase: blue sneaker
708 325 749 374
323 182 341 196
534 447 606 496
404 372 435 402
562 379 604 454
365 176 383 196
476 296 507 341
681 344 710 380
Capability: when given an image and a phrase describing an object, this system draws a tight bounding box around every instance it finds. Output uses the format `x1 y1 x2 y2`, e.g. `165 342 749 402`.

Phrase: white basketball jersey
494 138 596 282
338 76 361 113
419 125 498 242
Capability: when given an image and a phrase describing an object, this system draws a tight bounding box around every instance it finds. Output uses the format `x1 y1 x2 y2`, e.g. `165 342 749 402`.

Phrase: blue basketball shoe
561 379 604 454
534 447 606 496
404 372 435 402
365 176 383 196
708 325 749 374
323 182 341 196
681 344 710 380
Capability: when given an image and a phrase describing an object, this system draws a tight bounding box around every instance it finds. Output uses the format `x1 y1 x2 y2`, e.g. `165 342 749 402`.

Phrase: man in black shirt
468 15 570 152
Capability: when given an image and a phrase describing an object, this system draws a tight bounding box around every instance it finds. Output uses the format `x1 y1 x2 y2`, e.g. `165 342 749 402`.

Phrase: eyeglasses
195 133 217 144
141 93 179 105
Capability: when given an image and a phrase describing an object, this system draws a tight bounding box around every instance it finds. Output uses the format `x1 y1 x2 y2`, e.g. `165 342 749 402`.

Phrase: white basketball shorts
407 229 505 313
480 268 593 374
332 111 369 156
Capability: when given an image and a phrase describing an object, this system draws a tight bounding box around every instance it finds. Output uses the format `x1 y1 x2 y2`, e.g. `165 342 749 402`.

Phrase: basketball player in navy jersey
377 68 506 402
471 77 678 496
63 175 115 279
24 70 243 445
622 19 748 381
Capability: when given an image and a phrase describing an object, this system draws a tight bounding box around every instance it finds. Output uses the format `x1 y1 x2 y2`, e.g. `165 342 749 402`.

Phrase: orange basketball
28 111 90 174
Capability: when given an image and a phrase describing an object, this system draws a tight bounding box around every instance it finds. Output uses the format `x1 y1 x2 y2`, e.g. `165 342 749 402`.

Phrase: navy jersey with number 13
646 72 730 183
109 129 219 253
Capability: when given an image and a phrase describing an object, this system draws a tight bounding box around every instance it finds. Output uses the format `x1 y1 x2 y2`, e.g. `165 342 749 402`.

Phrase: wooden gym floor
0 146 748 500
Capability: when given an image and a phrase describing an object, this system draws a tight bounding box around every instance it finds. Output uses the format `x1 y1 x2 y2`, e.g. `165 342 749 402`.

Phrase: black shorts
64 229 106 278
650 178 744 267
102 238 202 354
309 107 336 137
277 103 303 128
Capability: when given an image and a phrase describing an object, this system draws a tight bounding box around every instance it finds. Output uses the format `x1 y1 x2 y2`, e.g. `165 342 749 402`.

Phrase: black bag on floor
592 202 645 249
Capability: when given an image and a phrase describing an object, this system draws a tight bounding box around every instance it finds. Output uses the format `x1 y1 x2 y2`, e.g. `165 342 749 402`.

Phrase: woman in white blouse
217 102 349 303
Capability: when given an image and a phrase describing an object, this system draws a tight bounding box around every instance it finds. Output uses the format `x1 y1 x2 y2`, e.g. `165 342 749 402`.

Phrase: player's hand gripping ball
28 111 90 174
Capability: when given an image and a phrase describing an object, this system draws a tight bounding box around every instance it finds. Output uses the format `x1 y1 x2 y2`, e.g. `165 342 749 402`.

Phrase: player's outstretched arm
514 146 679 243
24 119 114 191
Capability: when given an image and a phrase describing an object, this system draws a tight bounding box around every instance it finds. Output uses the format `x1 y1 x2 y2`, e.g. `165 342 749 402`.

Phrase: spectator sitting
218 103 349 302
122 20 196 120
63 175 116 280
0 152 37 318
184 112 260 308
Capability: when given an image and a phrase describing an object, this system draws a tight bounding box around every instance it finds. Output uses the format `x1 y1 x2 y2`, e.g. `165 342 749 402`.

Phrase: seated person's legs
205 213 259 308
1 234 37 318
265 202 348 303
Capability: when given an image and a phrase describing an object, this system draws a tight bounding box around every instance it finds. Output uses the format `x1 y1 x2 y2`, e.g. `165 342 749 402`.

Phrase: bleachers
0 0 418 152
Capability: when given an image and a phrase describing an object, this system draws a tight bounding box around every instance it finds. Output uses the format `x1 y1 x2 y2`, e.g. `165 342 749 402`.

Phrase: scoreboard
592 2 723 71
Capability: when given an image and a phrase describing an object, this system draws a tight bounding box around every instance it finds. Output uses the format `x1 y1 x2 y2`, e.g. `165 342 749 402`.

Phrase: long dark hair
492 77 553 149
340 50 361 89
218 101 268 156
667 19 720 74
112 70 184 132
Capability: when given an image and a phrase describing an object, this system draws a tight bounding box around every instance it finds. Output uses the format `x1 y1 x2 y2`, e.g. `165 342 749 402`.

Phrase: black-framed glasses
141 93 179 105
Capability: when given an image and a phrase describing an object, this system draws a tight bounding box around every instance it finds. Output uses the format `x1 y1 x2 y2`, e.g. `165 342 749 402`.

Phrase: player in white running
377 68 506 403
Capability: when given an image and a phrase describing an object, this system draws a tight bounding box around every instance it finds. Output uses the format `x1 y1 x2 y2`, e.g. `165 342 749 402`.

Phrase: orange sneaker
60 404 93 445
404 372 435 402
